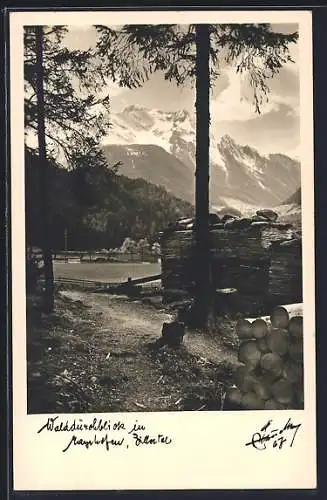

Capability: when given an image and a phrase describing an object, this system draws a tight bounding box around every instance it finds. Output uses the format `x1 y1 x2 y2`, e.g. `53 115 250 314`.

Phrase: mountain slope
103 105 301 207
283 187 301 205
103 143 197 204
25 150 193 251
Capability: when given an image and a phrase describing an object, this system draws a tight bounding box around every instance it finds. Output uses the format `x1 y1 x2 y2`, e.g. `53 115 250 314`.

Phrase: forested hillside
25 149 193 251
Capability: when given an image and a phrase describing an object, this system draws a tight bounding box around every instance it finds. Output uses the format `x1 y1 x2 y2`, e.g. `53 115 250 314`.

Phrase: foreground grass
27 292 117 413
27 289 238 414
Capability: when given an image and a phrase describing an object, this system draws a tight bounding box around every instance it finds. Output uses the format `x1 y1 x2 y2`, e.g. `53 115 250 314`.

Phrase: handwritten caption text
37 416 173 453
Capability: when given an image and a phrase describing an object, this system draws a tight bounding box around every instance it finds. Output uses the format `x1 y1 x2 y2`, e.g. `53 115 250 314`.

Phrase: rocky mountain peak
103 105 301 208
219 134 236 148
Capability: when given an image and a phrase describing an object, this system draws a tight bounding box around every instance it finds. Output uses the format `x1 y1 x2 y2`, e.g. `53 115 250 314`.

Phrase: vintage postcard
10 9 316 490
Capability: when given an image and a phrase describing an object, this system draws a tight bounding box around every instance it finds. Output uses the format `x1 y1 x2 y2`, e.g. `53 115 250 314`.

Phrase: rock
218 207 242 218
225 217 252 230
222 214 237 224
158 321 186 348
224 218 238 228
209 213 221 225
256 209 278 222
251 215 270 223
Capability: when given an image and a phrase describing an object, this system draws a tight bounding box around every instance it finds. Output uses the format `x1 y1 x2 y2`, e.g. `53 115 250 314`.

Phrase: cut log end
266 328 291 356
260 352 284 379
288 315 303 340
233 365 256 393
271 379 294 405
233 305 303 411
288 340 303 363
256 337 271 354
270 306 290 329
264 398 285 410
282 360 303 383
252 378 272 401
236 319 253 339
226 386 243 407
251 318 269 339
241 392 265 410
238 340 261 368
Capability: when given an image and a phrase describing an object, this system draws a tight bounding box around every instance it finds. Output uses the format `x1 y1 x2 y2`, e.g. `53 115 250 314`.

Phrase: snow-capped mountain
105 105 196 169
102 105 301 207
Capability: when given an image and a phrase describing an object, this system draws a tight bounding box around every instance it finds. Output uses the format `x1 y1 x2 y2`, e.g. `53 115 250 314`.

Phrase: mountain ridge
103 105 301 208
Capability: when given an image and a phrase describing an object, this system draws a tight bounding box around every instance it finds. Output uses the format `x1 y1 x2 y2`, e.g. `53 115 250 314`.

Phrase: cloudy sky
64 23 300 158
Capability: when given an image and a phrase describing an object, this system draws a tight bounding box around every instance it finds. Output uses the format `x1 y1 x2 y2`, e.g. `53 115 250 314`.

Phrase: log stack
226 306 304 410
160 209 302 309
268 239 303 306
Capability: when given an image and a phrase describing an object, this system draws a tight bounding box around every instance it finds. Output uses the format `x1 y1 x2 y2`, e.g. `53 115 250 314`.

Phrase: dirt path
27 288 240 413
58 290 173 411
58 290 238 412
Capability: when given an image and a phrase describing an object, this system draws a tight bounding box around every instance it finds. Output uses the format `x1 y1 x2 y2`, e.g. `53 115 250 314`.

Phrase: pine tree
25 25 111 168
194 24 213 328
95 23 298 329
35 26 54 313
25 25 112 312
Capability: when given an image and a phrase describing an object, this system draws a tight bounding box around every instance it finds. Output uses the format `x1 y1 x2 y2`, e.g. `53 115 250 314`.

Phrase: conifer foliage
95 23 298 328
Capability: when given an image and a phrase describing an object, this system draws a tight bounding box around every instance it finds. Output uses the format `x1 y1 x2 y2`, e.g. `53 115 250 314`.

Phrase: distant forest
25 149 194 251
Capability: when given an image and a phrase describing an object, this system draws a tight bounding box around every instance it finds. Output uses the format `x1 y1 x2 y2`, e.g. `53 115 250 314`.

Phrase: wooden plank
124 274 162 286
92 274 162 294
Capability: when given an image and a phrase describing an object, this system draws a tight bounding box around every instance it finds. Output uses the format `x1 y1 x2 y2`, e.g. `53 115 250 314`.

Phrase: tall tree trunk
193 24 215 331
35 26 54 313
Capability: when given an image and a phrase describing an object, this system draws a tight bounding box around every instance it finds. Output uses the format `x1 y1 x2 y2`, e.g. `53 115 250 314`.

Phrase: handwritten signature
245 418 301 450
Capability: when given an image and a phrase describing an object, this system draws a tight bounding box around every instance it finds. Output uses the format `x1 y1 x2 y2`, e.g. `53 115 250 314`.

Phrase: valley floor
27 289 240 414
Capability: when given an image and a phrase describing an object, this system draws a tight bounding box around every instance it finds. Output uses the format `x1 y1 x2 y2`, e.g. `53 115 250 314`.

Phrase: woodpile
268 239 302 305
227 306 304 410
160 209 302 309
261 224 293 249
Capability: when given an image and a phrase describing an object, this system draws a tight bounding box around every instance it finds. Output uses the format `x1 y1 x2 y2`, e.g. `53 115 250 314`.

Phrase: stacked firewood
227 306 304 410
160 209 301 306
268 239 303 304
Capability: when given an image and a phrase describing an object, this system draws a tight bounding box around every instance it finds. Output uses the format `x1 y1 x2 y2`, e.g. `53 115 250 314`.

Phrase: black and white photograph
10 9 316 491
24 20 306 414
